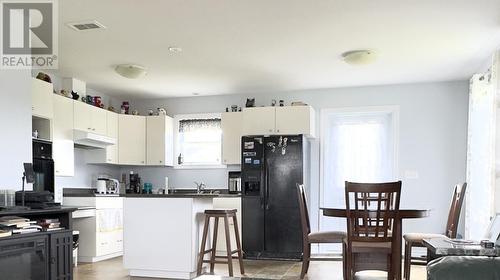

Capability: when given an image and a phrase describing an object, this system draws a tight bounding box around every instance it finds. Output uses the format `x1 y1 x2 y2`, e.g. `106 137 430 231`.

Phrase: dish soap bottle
177 153 183 165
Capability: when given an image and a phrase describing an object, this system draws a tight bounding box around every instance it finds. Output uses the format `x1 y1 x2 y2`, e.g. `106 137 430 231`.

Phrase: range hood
73 129 116 149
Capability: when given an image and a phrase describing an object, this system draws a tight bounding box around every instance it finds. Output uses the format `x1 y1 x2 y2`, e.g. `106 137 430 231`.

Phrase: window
174 114 223 167
319 106 399 253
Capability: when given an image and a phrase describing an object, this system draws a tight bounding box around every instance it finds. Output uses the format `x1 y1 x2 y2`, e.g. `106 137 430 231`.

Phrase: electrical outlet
404 170 419 179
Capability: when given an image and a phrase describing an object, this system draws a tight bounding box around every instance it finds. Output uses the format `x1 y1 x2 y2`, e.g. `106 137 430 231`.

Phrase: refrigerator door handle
265 164 270 210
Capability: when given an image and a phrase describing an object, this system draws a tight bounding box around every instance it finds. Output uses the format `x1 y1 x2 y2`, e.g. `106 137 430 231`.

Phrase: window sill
173 164 227 170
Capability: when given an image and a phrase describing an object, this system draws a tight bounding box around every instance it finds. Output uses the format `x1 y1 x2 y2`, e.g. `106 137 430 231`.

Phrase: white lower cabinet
213 197 242 254
63 197 123 263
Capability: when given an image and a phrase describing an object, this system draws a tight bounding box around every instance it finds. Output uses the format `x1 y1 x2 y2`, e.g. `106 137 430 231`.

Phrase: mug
86 95 93 104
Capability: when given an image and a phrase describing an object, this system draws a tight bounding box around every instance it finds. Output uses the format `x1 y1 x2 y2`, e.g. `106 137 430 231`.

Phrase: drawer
72 209 96 218
95 197 123 209
96 231 123 257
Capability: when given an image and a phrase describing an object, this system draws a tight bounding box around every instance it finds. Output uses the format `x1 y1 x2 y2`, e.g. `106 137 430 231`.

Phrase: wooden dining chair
296 184 347 279
344 181 402 280
403 183 467 280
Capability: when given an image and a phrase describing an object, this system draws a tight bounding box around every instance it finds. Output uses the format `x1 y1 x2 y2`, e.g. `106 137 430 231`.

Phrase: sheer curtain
465 73 496 240
320 108 397 253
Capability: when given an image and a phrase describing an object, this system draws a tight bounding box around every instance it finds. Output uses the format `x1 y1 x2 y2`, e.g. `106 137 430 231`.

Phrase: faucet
194 182 206 194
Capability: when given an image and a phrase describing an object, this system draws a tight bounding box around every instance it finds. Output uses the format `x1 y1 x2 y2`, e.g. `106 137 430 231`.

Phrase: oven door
0 235 49 280
33 158 55 193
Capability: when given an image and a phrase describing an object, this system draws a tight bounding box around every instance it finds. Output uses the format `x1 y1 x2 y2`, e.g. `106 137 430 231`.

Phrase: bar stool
196 209 244 277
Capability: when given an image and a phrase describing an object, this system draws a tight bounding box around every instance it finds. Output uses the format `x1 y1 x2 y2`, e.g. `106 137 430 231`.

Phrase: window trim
173 113 225 169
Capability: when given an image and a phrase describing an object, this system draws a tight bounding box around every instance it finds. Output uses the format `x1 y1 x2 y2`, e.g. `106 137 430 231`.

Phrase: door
49 231 73 280
263 135 303 257
275 106 315 137
242 107 276 135
73 101 92 132
118 115 146 165
32 78 53 119
221 112 243 164
241 136 265 258
52 95 74 176
90 106 107 135
106 111 118 164
147 116 166 165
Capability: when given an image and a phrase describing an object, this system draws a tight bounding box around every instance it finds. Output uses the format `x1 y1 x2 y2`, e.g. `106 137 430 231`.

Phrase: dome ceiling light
114 64 147 79
341 50 377 65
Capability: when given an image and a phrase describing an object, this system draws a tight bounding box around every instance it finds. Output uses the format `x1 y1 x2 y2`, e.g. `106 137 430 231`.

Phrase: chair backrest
445 183 467 238
296 184 311 242
345 181 402 243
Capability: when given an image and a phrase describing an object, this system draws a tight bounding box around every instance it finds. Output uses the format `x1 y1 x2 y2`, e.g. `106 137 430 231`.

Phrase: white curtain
320 109 396 253
465 73 496 240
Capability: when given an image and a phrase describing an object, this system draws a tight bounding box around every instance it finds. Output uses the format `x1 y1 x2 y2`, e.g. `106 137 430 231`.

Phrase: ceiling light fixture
114 64 147 79
192 92 200 96
341 50 377 65
168 46 183 53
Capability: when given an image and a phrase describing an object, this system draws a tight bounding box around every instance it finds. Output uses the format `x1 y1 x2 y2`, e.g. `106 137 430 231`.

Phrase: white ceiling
56 0 500 99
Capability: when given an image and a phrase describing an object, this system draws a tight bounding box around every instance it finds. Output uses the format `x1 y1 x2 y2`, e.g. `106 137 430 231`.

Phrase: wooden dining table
321 208 430 280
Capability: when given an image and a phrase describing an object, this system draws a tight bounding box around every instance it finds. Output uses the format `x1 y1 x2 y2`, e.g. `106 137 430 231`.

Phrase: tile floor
74 257 427 280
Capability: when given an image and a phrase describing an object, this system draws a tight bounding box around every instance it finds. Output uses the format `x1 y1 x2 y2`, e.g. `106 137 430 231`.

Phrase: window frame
173 112 226 169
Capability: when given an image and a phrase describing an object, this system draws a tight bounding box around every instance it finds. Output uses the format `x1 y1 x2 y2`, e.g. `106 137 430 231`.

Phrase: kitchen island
122 194 217 279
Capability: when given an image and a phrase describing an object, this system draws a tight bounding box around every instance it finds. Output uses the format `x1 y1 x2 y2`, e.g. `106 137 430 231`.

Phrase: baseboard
78 251 123 263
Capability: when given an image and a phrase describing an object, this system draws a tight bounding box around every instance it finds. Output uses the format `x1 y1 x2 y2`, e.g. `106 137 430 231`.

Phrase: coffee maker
228 171 241 194
127 172 141 194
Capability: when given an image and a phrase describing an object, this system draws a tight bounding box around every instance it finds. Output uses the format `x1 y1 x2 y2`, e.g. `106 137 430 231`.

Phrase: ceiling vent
67 20 106 31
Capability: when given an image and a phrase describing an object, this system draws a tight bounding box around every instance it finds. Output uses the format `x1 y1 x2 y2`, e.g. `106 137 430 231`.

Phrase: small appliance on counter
96 175 120 195
228 171 242 194
127 172 142 194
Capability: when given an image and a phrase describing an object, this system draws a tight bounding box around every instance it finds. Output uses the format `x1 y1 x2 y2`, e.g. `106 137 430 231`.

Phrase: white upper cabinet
146 115 174 166
91 106 107 135
73 101 107 135
242 107 276 135
73 101 91 131
118 115 146 165
52 95 74 176
241 106 316 137
275 106 315 137
32 78 53 119
221 112 243 165
105 111 119 164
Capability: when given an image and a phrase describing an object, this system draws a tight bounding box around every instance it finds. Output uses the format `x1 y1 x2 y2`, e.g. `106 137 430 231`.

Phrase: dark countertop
0 207 77 216
123 193 242 198
64 188 242 198
63 188 119 197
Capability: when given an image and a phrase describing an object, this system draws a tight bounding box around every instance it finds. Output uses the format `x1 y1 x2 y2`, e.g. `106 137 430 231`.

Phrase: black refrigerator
241 135 306 260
